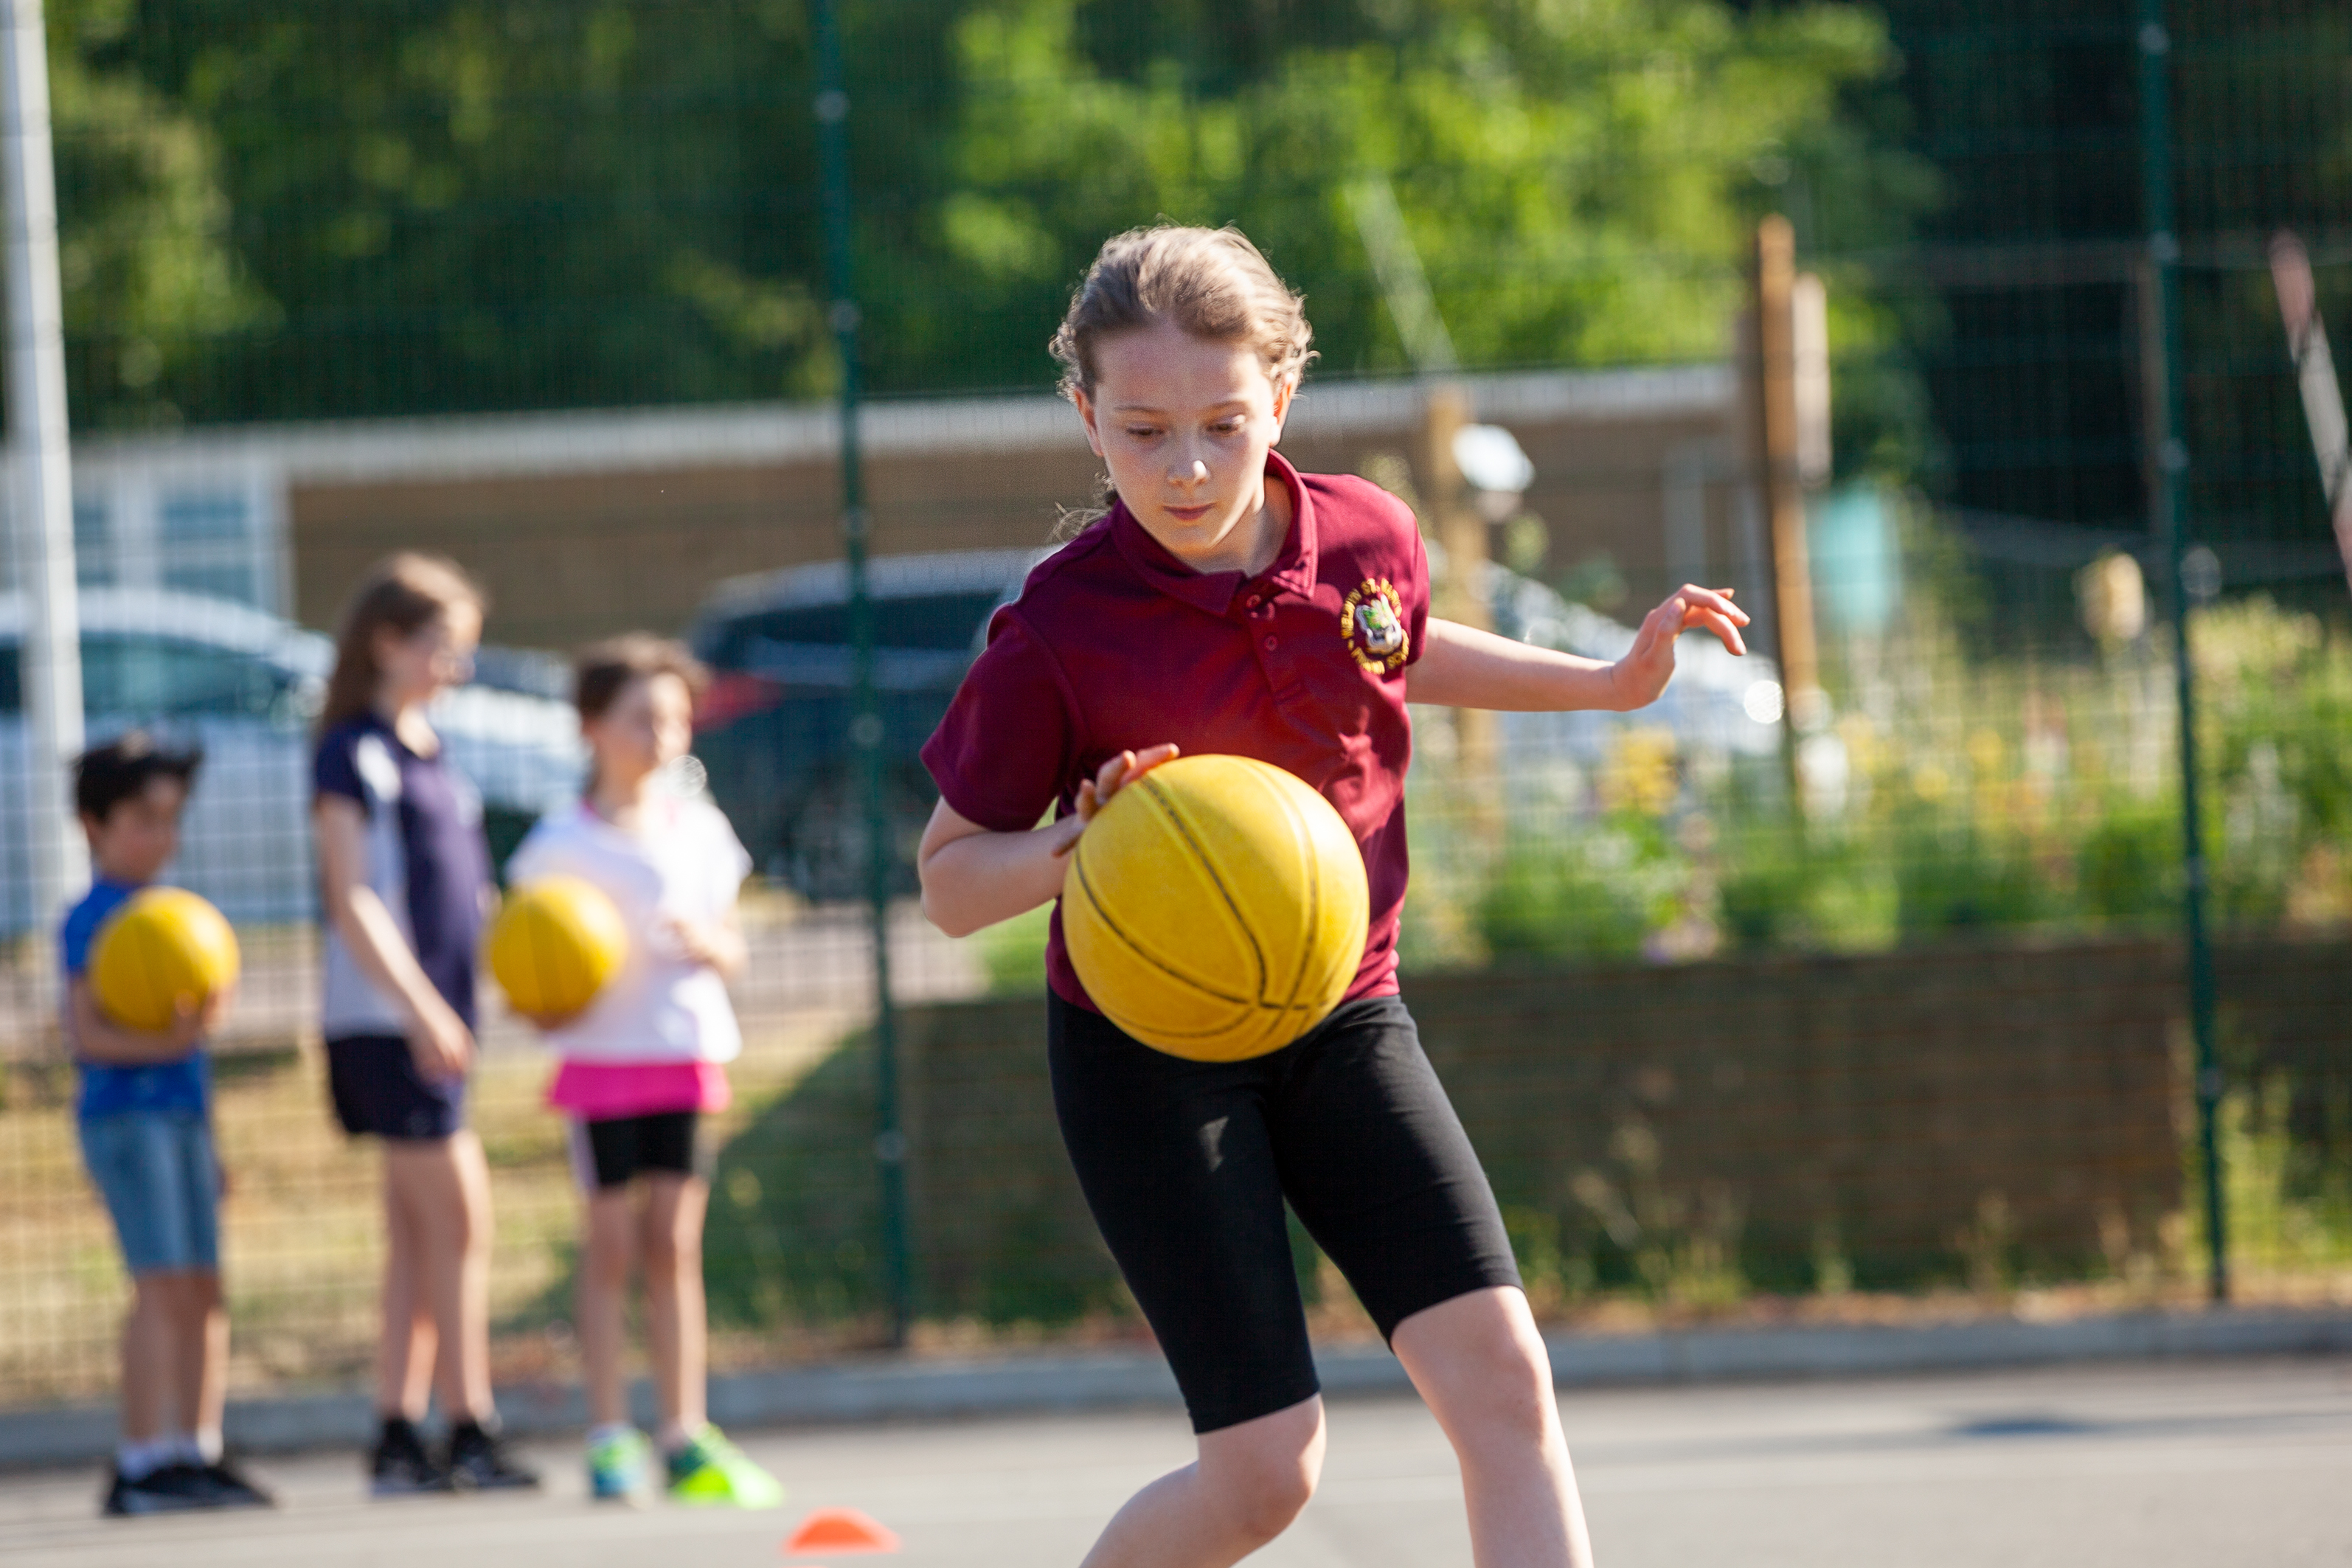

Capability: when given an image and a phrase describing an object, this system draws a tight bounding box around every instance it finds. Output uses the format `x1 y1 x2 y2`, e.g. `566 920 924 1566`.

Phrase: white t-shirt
504 796 752 1064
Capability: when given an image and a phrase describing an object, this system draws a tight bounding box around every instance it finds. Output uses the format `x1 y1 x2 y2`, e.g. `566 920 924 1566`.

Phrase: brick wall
288 400 1731 648
893 938 2348 1317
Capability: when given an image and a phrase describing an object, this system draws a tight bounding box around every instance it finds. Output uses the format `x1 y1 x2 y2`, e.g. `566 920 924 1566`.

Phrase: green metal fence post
2135 0 2229 1305
812 0 914 1346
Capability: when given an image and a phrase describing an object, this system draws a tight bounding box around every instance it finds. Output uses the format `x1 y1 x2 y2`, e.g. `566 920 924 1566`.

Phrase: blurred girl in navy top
312 553 535 1496
919 226 1749 1568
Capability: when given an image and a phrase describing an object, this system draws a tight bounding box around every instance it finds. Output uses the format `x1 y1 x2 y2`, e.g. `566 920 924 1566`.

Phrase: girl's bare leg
577 1187 638 1429
1392 1287 1595 1568
384 1133 496 1421
1078 1394 1325 1568
640 1174 709 1437
377 1159 433 1420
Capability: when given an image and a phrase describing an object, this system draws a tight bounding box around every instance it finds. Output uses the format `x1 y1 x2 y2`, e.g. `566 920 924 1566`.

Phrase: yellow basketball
89 887 241 1033
484 876 628 1024
1064 754 1370 1062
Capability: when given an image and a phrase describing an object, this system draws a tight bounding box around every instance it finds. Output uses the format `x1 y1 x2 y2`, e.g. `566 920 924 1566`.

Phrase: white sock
116 1437 176 1481
179 1429 223 1465
656 1420 697 1453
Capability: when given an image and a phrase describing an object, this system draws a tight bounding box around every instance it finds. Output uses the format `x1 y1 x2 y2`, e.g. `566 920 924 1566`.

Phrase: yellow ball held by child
485 876 628 1025
1064 754 1370 1063
89 887 242 1034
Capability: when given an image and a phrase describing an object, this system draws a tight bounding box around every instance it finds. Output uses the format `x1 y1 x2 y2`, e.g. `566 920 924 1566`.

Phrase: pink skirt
545 1059 732 1120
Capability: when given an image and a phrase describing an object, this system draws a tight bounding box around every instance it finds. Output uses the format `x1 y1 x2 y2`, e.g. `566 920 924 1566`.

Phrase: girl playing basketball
917 225 1746 1568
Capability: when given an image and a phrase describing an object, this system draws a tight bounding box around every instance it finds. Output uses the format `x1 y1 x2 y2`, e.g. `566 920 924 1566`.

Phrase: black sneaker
370 1416 453 1497
197 1456 277 1509
103 1463 217 1517
444 1419 540 1493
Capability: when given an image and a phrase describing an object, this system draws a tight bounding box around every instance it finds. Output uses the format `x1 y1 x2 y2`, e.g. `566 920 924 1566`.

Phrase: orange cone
783 1507 901 1555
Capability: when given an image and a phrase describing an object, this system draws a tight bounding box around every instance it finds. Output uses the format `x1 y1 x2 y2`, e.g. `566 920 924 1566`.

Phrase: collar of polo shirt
1109 451 1322 616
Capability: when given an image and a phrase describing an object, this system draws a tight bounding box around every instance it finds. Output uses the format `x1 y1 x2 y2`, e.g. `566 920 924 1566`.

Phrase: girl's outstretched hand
1051 743 1181 857
1610 586 1749 711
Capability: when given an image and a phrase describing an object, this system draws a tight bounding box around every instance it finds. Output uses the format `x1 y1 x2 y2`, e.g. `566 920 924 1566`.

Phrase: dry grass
0 1010 856 1409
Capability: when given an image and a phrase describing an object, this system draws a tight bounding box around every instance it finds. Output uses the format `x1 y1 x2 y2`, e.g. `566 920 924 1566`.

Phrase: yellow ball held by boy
88 887 241 1033
1063 753 1368 1063
485 875 629 1025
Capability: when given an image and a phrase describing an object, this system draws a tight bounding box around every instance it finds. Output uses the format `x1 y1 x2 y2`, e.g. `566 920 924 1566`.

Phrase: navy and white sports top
313 712 490 1035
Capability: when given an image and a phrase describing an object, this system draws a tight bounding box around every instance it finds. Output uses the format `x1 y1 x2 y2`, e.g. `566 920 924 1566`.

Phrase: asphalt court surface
1 1357 2346 1566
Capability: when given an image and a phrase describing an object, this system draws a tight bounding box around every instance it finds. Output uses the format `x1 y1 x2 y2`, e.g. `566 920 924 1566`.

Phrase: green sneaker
586 1426 653 1503
664 1424 785 1509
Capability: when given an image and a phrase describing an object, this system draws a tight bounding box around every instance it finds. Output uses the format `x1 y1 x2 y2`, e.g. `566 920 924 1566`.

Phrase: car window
722 590 1007 661
0 635 299 717
82 635 294 717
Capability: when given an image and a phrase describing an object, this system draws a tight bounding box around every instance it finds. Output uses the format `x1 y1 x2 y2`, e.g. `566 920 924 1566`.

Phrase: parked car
687 549 1047 901
0 587 583 934
689 544 1780 901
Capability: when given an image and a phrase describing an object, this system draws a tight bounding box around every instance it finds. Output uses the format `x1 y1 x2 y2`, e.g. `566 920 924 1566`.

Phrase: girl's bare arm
666 903 749 979
1409 586 1748 712
313 795 473 1076
917 746 1179 937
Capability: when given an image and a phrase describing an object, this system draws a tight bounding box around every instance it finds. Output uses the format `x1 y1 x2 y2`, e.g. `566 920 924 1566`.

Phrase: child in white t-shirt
505 635 783 1509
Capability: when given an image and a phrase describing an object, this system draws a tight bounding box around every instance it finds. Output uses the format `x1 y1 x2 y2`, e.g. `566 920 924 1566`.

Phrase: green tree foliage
65 0 1907 423
91 0 864 420
926 0 1897 384
49 0 268 427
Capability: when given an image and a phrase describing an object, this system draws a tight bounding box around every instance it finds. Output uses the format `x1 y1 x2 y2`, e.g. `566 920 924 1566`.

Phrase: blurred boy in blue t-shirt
61 733 271 1517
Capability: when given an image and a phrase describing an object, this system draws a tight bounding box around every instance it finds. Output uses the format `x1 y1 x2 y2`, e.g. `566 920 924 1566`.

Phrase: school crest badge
1340 578 1409 673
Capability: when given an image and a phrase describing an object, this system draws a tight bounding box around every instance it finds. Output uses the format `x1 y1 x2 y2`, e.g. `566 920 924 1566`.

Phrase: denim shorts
79 1109 221 1274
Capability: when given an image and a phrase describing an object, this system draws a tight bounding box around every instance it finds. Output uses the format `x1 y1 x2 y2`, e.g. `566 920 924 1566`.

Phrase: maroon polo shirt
921 450 1429 1014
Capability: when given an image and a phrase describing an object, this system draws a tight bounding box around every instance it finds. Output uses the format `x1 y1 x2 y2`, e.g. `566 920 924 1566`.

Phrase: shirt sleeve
58 897 105 976
313 725 365 805
920 610 1080 834
1402 513 1432 667
700 804 753 910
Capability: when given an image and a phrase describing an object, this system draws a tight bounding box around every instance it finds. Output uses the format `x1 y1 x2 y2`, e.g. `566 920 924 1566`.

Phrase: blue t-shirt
313 712 489 1034
63 878 212 1122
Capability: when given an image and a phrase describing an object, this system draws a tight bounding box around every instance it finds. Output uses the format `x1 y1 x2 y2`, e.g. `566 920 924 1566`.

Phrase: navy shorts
1050 993 1522 1435
326 1034 468 1141
80 1109 221 1274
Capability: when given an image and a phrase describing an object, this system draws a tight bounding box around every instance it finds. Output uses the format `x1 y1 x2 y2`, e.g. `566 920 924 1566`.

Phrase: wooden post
1755 217 1821 718
1423 382 1487 631
1752 217 1824 814
1422 381 1499 836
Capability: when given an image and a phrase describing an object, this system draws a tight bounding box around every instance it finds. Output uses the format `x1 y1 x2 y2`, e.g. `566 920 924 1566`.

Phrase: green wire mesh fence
0 0 2345 1410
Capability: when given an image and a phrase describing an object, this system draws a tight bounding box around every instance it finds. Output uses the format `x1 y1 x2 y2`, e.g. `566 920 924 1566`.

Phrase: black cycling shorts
568 1110 707 1192
1049 992 1521 1435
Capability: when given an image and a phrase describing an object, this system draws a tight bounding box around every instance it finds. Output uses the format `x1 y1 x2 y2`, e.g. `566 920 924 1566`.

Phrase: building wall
279 371 1744 650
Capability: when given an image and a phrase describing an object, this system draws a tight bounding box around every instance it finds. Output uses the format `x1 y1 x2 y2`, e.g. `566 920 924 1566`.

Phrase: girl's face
373 603 481 709
583 671 695 792
1074 318 1294 575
